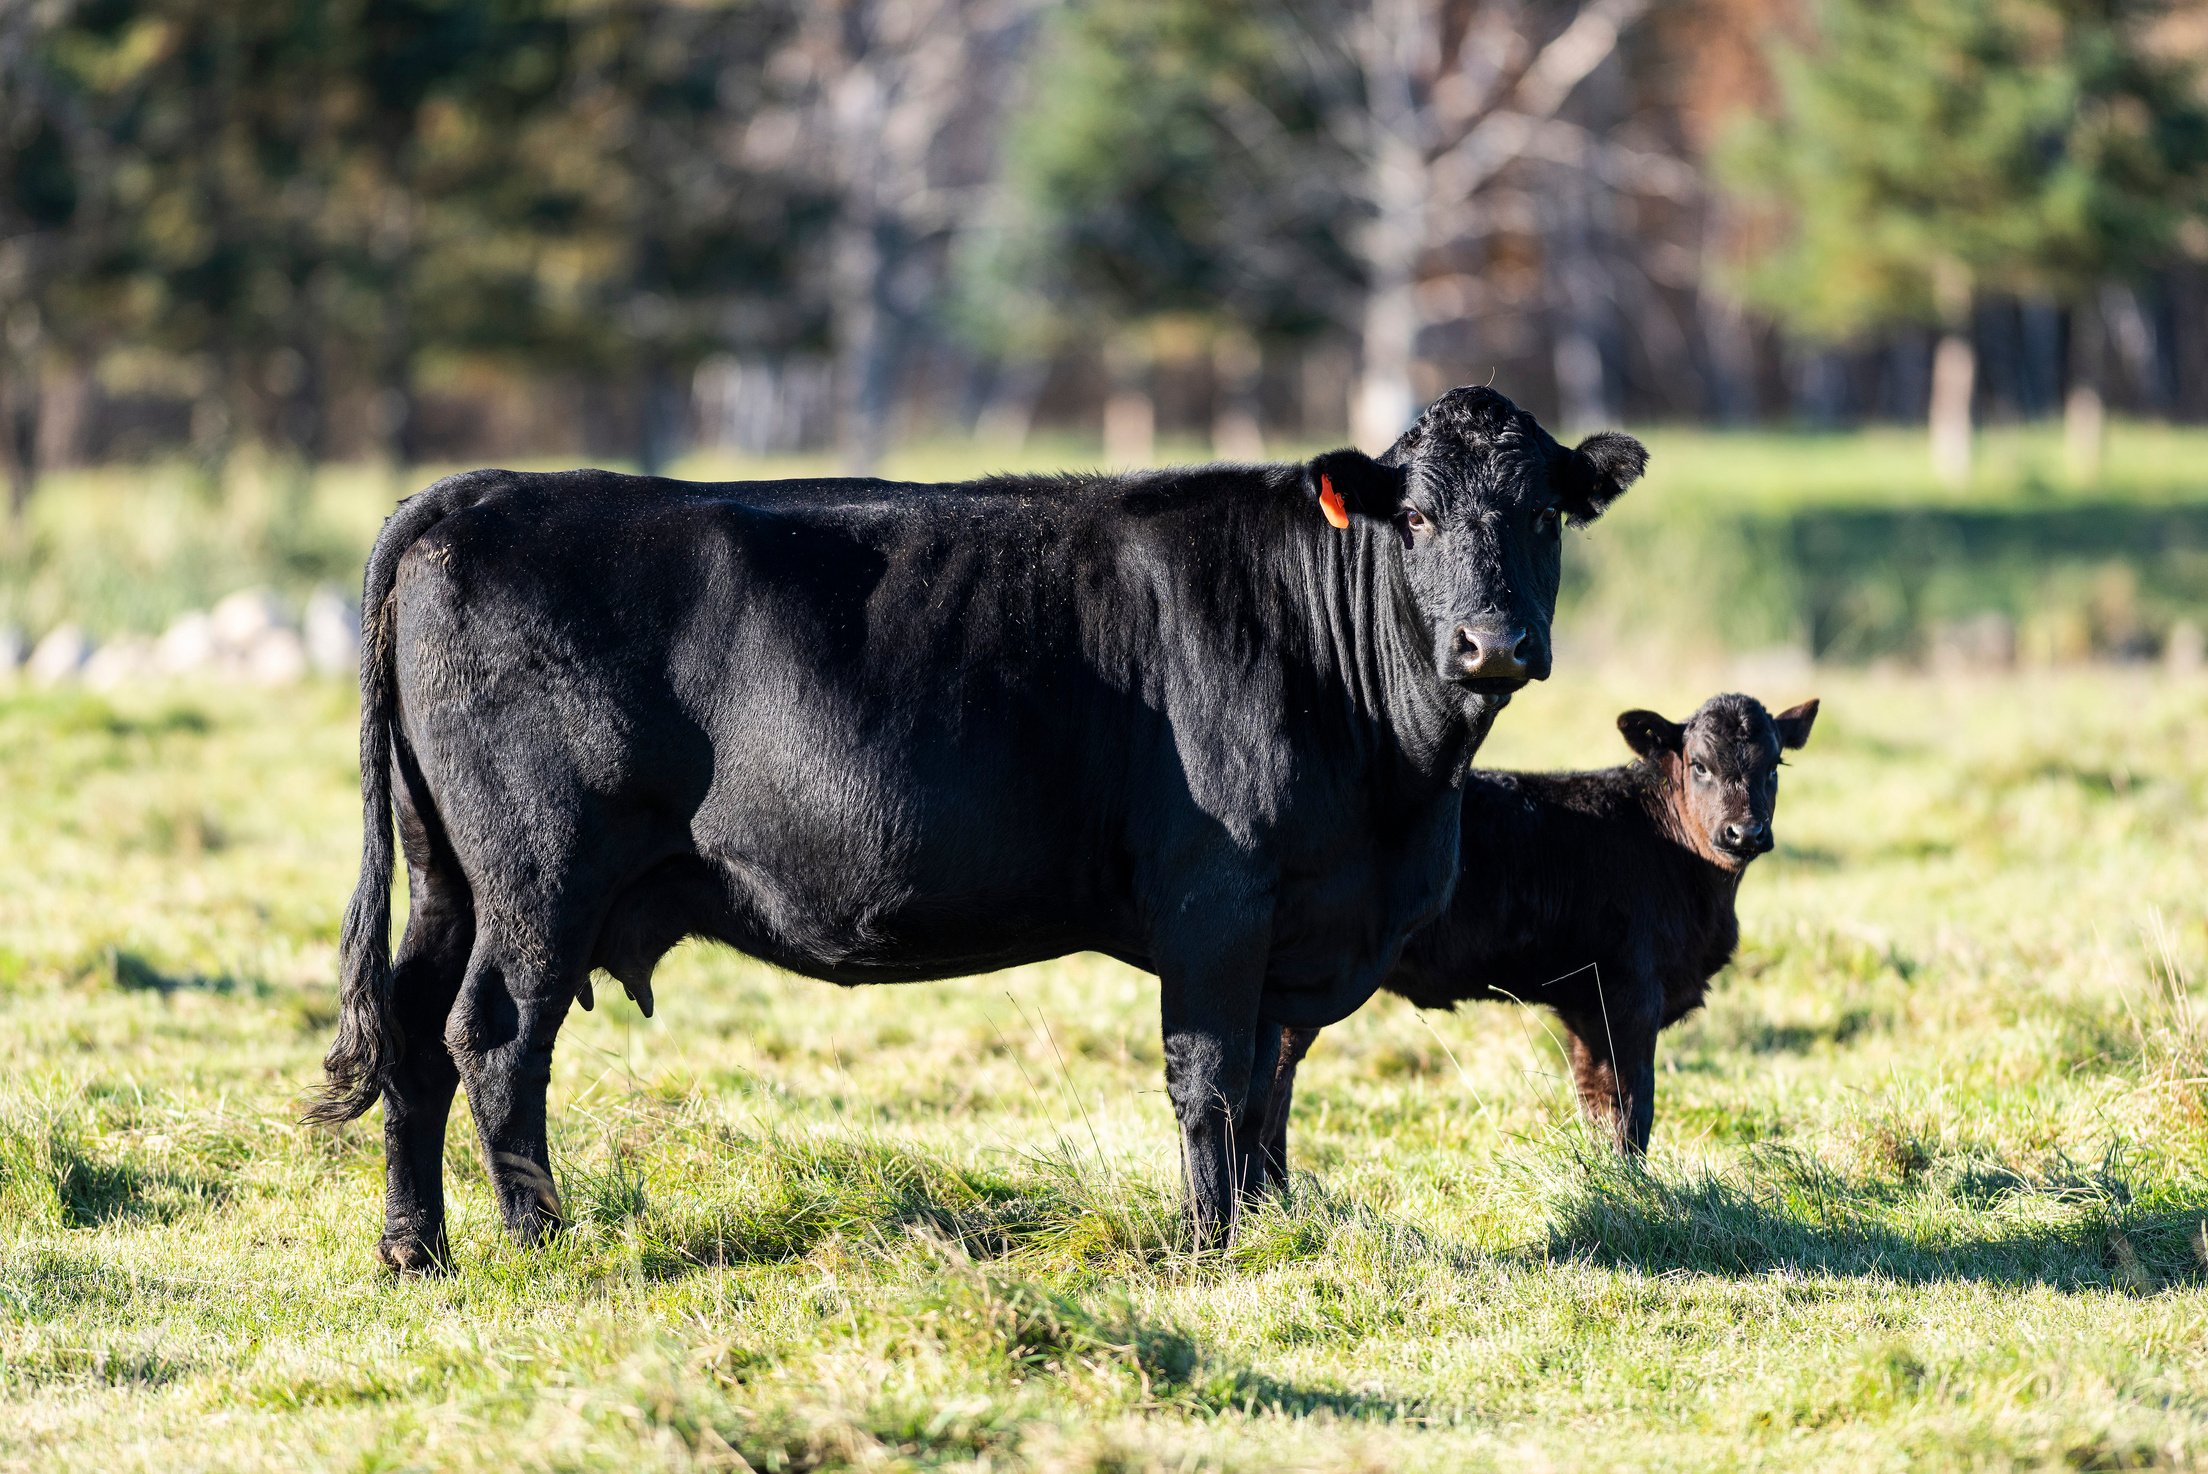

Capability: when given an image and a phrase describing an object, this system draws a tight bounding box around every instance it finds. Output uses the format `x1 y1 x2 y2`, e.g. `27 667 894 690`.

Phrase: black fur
1256 692 1816 1175
311 386 1645 1266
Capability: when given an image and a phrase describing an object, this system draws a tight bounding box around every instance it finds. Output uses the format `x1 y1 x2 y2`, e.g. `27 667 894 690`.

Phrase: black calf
1257 692 1818 1175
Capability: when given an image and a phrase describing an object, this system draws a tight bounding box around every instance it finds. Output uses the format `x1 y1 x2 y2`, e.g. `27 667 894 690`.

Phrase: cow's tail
306 475 488 1126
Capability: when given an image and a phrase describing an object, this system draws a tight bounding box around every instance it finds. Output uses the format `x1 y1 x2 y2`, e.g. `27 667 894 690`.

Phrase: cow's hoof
375 1231 450 1275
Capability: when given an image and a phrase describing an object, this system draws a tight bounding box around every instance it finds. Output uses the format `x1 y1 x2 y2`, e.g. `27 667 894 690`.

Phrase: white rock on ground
84 635 157 691
209 588 291 655
2168 620 2206 675
245 627 310 686
156 611 218 675
303 585 361 677
27 624 92 685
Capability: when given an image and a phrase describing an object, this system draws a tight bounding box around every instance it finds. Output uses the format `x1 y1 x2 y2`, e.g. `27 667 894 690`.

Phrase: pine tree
1722 0 2208 484
976 0 1353 459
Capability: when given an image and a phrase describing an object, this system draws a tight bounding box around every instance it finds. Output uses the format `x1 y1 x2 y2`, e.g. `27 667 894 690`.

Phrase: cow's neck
1305 518 1480 788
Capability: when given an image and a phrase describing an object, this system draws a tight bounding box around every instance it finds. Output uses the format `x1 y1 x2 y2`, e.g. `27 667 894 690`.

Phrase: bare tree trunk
638 354 687 477
374 286 420 491
2 307 41 523
1930 333 1976 487
1211 329 1264 460
833 228 903 475
1354 127 1427 452
1339 0 1649 452
2064 293 2105 484
1 376 35 525
974 358 1047 448
1102 337 1155 466
1547 159 1615 435
1929 264 1975 486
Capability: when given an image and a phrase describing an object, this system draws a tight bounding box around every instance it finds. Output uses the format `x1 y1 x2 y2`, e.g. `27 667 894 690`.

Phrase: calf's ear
1303 449 1406 529
1556 431 1648 524
1773 698 1819 750
1617 709 1684 760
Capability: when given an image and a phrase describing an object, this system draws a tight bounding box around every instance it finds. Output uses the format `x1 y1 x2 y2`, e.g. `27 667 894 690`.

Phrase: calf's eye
1402 509 1432 535
1690 760 1709 780
1535 508 1561 535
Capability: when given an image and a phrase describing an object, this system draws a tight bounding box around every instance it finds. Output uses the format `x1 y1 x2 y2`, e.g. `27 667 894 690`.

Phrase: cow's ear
1303 449 1405 529
1618 709 1684 760
1773 698 1819 750
1556 431 1648 524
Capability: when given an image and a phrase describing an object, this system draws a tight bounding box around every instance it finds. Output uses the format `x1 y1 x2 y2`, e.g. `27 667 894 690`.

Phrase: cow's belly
653 733 1132 984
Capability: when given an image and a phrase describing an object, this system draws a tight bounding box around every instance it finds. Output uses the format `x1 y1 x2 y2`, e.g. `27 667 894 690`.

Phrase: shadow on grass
101 947 251 996
1 1104 237 1229
1535 1145 2208 1292
562 1127 1186 1280
1787 501 2208 659
900 1241 1428 1425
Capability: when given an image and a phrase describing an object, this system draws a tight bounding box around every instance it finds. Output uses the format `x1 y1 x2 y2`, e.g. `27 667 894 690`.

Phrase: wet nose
1453 623 1535 684
1721 820 1771 853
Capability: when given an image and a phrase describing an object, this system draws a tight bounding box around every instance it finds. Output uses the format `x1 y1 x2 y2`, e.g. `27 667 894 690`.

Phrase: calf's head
1305 387 1646 700
1620 693 1819 869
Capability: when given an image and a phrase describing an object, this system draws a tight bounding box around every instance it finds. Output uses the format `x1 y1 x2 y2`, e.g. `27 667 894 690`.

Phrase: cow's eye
1535 507 1562 535
1402 508 1432 536
1689 760 1710 780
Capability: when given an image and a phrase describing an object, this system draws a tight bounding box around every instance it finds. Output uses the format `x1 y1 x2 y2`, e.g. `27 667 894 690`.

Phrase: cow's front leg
1156 900 1272 1249
1557 976 1660 1155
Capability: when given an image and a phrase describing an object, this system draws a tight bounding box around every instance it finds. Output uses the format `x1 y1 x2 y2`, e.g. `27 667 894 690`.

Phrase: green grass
4 663 2208 1470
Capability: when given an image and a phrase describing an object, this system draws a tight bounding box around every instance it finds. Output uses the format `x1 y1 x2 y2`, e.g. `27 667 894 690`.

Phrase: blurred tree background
3 0 2207 504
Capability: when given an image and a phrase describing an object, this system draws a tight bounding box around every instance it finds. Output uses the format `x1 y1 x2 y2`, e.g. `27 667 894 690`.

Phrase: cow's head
1619 694 1819 870
1303 387 1644 702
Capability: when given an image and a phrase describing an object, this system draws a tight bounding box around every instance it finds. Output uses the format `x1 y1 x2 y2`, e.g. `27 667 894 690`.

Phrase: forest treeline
3 0 2206 503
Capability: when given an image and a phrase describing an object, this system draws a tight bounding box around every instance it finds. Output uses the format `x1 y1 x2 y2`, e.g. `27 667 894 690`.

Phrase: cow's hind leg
446 912 585 1248
1249 1025 1319 1197
376 866 472 1272
376 764 475 1274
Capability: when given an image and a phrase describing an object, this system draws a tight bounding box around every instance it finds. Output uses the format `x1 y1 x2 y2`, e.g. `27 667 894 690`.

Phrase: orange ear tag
1318 474 1350 529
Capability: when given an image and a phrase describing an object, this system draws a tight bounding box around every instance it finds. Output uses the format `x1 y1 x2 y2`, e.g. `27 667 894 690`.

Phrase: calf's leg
1557 997 1658 1155
1250 1024 1320 1195
1232 1022 1284 1198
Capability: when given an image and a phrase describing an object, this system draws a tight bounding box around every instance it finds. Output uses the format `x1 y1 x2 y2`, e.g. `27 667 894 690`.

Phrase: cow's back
386 470 1170 974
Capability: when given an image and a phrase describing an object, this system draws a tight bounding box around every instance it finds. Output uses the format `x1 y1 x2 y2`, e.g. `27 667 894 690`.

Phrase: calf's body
1257 693 1816 1175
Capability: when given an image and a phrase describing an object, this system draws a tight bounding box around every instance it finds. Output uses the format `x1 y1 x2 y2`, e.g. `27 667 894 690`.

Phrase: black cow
1255 692 1817 1176
309 386 1646 1270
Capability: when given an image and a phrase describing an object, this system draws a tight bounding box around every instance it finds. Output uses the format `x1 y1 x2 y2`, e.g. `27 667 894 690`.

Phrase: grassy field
4 656 2208 1471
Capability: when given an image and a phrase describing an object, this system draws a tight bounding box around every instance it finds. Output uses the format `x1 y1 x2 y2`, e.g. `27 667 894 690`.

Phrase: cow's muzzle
1450 622 1541 688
